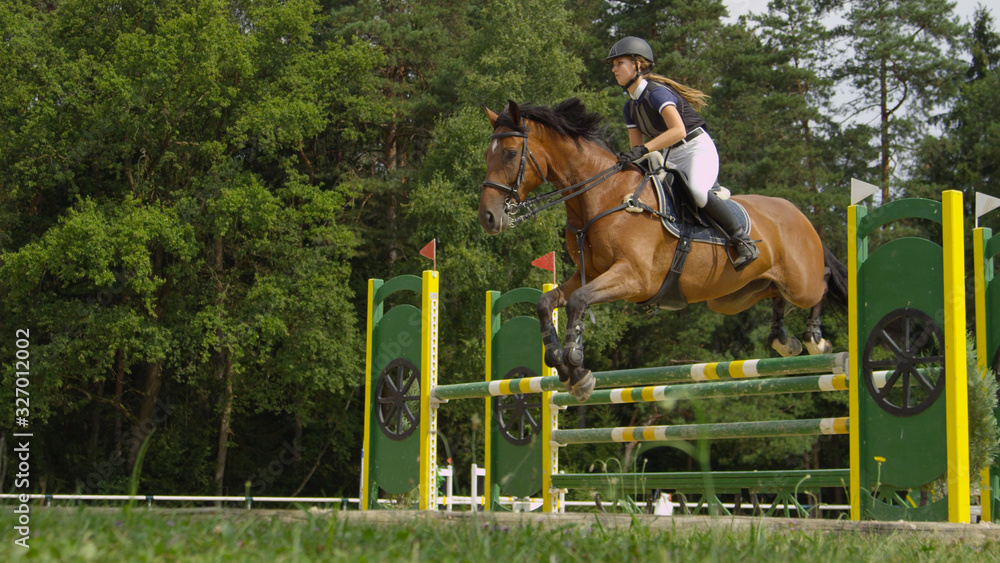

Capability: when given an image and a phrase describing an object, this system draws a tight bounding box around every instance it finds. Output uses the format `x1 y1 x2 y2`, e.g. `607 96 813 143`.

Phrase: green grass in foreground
2 507 999 562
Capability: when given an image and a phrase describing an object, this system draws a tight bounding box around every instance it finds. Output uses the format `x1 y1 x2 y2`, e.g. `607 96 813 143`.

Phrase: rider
607 36 758 271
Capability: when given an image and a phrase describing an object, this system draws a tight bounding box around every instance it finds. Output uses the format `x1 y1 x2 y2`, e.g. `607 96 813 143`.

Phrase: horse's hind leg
801 267 833 355
801 304 833 355
769 296 803 357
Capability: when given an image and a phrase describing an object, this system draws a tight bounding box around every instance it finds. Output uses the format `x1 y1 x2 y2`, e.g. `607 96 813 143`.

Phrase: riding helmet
605 37 654 64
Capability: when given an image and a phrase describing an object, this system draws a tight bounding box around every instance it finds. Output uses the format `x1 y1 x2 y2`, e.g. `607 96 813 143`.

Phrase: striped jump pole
550 417 850 445
546 369 923 407
432 352 848 402
550 373 849 407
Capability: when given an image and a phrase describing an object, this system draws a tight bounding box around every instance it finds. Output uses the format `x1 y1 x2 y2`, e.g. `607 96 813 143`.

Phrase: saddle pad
651 173 752 245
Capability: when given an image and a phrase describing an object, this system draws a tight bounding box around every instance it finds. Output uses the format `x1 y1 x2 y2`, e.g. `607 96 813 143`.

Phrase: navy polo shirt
624 80 707 139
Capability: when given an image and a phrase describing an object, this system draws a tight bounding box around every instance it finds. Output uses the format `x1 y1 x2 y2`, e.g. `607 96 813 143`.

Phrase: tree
326 0 470 280
0 0 384 495
968 3 1000 82
402 0 628 480
909 5 1000 224
834 0 967 199
734 0 877 251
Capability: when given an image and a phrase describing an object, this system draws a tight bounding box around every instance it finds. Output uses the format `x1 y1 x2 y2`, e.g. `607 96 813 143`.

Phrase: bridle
479 120 622 228
480 126 549 226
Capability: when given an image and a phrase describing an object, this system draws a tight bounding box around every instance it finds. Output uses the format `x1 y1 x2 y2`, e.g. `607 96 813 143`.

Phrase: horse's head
479 100 548 234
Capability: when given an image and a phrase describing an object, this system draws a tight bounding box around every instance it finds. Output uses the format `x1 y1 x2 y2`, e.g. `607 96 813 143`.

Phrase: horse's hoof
568 370 595 402
771 335 802 357
804 337 832 355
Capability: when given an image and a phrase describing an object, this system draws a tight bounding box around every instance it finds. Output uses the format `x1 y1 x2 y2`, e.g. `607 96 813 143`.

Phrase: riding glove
617 145 648 166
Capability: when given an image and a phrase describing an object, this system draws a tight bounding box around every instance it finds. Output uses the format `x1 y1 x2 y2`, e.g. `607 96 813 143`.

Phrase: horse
478 98 849 401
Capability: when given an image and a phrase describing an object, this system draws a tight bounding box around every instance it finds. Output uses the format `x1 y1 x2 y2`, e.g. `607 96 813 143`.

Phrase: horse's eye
503 149 517 161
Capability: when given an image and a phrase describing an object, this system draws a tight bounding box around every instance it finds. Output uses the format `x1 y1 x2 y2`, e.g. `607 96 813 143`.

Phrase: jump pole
360 277 380 510
540 284 559 513
433 353 848 401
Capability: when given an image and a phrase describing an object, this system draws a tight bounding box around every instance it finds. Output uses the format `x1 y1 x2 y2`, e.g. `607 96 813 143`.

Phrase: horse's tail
823 244 850 311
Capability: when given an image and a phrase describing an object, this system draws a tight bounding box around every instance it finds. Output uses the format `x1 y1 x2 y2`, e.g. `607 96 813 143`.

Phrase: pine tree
834 0 967 199
909 6 1000 223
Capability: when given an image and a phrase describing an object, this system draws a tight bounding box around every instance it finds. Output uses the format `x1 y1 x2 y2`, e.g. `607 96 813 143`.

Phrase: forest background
1 0 998 501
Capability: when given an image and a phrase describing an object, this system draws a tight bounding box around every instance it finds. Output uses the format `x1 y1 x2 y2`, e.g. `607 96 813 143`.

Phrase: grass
2 506 999 562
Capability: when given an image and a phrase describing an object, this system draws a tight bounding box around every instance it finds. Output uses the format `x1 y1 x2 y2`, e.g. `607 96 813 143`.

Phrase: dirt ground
293 508 1000 544
27 505 1000 544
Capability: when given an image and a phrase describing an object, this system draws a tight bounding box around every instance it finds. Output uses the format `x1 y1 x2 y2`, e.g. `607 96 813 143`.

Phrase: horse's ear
483 105 499 127
507 99 521 125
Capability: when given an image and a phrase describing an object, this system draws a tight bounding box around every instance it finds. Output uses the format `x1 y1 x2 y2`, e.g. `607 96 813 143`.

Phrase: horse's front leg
560 263 645 401
537 273 580 380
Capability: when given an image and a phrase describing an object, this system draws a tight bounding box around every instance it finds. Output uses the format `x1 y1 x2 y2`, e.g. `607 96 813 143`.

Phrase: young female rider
607 37 758 271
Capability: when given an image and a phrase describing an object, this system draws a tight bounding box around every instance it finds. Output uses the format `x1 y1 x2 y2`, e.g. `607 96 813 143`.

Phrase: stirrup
730 239 759 271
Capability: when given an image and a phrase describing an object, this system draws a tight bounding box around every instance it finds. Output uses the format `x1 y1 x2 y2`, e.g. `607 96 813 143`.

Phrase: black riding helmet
605 37 654 90
604 36 654 64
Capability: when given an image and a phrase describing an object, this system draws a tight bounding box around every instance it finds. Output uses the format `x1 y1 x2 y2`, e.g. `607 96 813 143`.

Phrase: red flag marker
419 239 436 271
531 251 556 285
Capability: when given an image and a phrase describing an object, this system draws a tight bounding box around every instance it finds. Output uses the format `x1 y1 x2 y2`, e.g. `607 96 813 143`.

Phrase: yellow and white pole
483 290 497 511
418 270 440 511
541 283 561 513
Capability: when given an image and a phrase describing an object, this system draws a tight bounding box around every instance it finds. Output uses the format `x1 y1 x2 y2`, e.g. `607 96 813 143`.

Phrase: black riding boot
702 191 759 271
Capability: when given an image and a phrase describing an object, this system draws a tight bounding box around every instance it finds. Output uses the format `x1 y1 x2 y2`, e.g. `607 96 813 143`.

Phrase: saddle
631 152 753 311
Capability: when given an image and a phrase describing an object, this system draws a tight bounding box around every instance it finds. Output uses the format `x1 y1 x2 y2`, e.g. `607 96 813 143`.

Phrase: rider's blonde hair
637 58 709 112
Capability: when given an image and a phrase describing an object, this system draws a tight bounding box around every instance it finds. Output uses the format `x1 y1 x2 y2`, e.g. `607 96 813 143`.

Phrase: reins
511 165 623 228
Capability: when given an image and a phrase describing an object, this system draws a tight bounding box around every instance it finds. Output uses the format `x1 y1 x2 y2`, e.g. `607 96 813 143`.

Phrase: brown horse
478 99 848 401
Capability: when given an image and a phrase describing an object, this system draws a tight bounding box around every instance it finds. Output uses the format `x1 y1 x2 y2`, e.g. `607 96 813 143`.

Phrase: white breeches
664 134 719 208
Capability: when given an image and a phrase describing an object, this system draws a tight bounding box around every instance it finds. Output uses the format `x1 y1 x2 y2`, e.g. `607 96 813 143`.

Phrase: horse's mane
496 98 612 150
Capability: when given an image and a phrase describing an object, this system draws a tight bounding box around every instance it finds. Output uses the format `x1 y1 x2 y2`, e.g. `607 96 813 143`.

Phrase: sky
723 0 987 23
